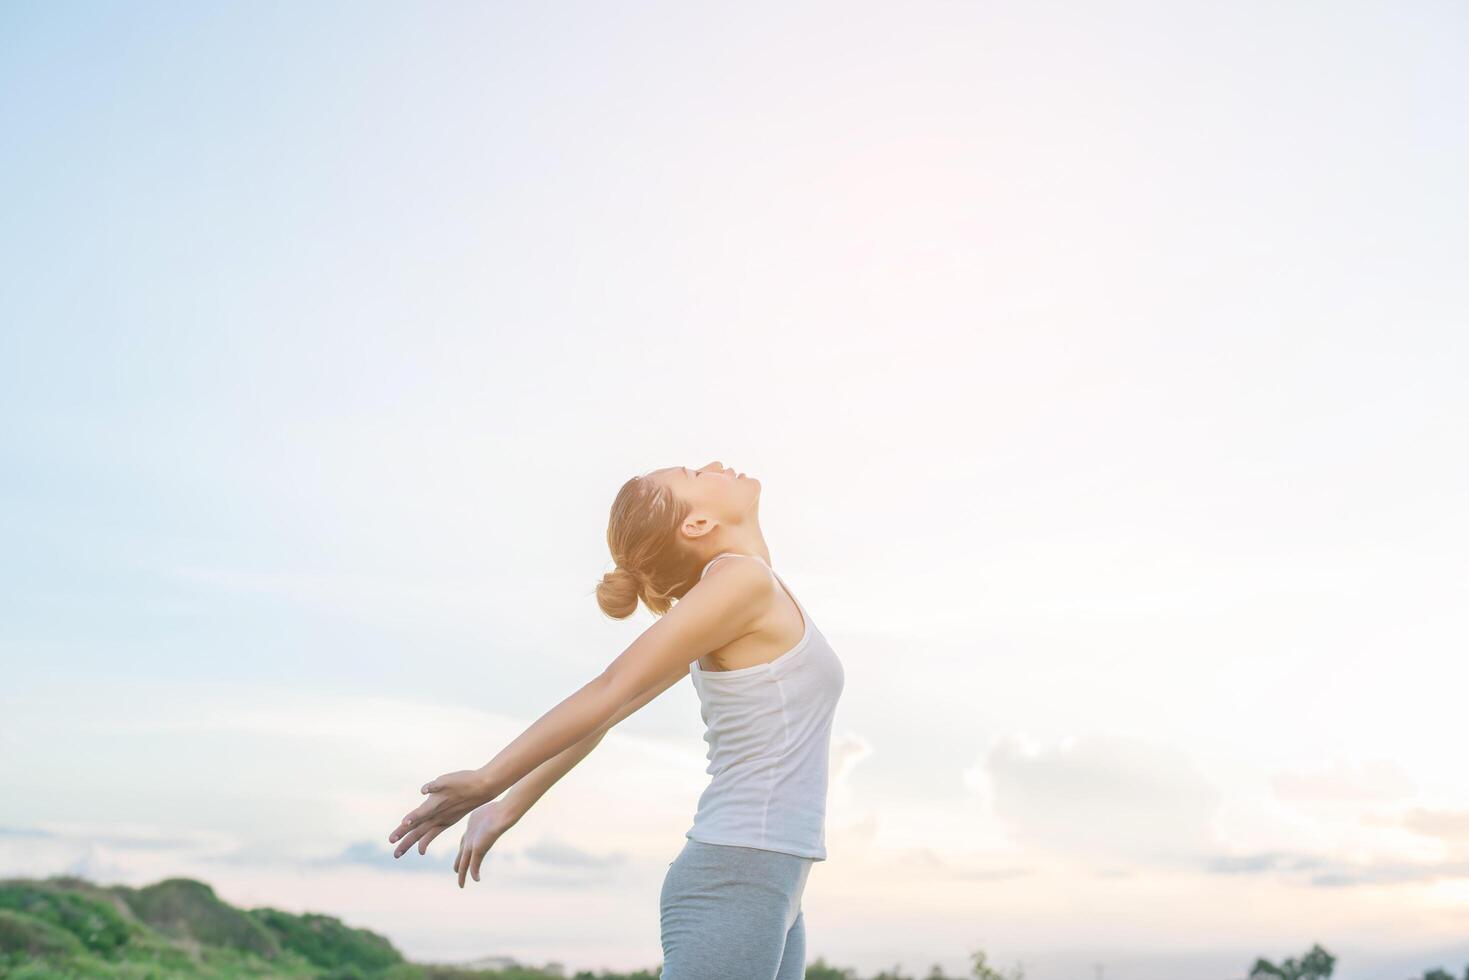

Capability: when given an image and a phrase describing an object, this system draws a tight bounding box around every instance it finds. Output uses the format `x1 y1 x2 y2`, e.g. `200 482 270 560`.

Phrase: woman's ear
681 514 716 541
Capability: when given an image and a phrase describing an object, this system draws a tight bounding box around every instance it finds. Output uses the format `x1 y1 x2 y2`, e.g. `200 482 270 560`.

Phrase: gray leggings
659 839 815 980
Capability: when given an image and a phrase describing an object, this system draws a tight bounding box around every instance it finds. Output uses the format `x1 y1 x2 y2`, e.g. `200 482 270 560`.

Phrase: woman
388 460 845 979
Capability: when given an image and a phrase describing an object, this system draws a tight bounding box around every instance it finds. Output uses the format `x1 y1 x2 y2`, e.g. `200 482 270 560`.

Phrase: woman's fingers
464 842 483 885
417 824 447 855
392 822 436 859
392 826 424 859
389 815 416 845
403 797 440 827
390 794 445 844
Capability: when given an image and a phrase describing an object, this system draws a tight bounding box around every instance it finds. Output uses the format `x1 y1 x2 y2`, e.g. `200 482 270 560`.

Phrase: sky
1 2 1466 978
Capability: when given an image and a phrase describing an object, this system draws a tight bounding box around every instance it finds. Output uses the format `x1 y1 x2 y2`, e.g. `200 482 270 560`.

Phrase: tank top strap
698 551 770 581
766 564 807 620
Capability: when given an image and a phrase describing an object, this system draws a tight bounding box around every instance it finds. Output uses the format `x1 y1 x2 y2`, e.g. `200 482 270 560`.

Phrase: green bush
0 880 139 957
0 907 87 957
250 906 404 974
116 877 283 959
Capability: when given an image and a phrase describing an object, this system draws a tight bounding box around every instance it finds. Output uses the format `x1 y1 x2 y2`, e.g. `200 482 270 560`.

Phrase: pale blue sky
2 3 1467 979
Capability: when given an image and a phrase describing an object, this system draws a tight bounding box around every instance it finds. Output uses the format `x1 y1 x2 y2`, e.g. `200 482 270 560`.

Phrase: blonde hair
595 472 702 619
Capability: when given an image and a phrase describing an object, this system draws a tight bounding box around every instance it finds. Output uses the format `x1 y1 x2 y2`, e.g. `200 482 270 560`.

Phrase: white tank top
683 552 845 861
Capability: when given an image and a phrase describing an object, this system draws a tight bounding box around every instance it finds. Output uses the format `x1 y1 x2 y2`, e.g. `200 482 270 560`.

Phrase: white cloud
978 732 1222 867
1272 759 1416 805
1399 808 1469 849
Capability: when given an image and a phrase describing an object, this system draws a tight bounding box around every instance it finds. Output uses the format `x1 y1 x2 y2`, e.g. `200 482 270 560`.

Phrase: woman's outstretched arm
499 659 690 822
388 556 771 854
419 660 695 884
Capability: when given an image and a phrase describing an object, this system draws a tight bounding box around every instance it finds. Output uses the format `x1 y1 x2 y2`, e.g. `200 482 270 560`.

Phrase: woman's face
648 460 761 530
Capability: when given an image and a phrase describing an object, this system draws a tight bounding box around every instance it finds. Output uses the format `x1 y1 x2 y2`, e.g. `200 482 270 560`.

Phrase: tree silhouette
1248 943 1335 980
802 957 857 980
969 949 1025 980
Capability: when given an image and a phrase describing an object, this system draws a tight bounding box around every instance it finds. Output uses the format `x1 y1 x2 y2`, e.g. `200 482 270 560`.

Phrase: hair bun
596 565 641 619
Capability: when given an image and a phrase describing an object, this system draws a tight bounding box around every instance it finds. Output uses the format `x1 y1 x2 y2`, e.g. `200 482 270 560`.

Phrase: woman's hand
388 768 498 859
454 799 519 888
